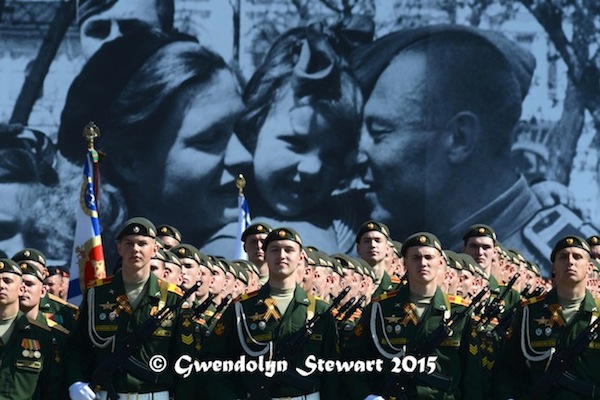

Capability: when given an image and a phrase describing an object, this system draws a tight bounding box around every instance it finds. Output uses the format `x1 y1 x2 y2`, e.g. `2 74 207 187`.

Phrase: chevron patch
181 333 194 345
469 343 478 355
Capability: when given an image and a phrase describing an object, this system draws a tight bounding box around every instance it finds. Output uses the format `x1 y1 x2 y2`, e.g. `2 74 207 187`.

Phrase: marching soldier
201 227 339 399
65 217 184 400
12 248 78 330
342 232 482 399
356 221 398 298
493 235 600 399
0 258 62 399
156 224 182 250
242 222 273 285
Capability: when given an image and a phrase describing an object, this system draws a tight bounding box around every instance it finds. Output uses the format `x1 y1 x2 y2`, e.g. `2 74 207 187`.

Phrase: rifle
384 287 489 400
339 295 366 323
527 314 600 399
477 273 520 330
490 284 537 340
89 282 199 400
334 296 355 321
192 292 216 320
247 286 351 400
206 294 232 325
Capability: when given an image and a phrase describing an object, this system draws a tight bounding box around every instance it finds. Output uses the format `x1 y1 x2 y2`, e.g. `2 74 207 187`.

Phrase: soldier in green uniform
156 224 182 250
66 217 184 400
494 235 600 399
201 227 339 399
12 247 78 330
242 222 273 285
342 232 482 400
356 220 398 299
587 235 600 262
0 258 62 399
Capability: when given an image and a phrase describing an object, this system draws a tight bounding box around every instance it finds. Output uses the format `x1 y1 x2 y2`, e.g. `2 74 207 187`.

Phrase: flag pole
235 174 251 259
82 121 101 207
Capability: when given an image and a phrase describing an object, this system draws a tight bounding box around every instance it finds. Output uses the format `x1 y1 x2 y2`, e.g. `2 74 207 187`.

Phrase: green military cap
157 224 182 242
212 257 231 274
331 253 358 271
587 235 600 246
163 250 181 267
171 244 202 264
18 261 44 282
242 222 273 241
304 247 321 266
116 217 157 240
390 240 403 258
462 223 497 243
357 258 376 280
401 232 443 257
353 259 366 277
505 249 520 265
231 260 250 284
152 248 167 261
550 235 591 262
444 250 463 271
510 249 527 264
0 258 23 276
525 260 541 277
263 227 303 249
47 264 70 278
355 220 390 243
155 236 165 249
496 242 508 260
12 248 47 267
327 256 345 277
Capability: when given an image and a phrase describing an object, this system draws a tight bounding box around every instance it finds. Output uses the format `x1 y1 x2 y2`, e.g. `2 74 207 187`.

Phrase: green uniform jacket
39 293 78 331
0 312 62 399
493 289 600 400
200 284 339 400
65 271 183 394
342 285 482 400
372 271 399 299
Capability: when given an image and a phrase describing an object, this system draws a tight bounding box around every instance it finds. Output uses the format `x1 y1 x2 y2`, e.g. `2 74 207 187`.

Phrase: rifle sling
559 371 599 399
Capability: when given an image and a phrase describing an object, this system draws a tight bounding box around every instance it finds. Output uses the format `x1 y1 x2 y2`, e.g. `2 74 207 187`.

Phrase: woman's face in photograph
146 69 248 239
252 85 347 218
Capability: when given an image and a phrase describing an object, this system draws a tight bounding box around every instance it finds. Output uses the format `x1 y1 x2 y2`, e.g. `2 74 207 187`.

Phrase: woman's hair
58 29 229 185
236 23 363 153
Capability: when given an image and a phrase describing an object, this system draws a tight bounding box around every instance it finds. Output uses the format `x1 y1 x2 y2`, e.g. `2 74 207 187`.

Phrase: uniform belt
270 392 320 400
97 390 169 400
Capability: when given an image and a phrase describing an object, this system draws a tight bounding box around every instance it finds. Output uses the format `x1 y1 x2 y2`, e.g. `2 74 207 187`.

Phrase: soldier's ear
442 111 480 164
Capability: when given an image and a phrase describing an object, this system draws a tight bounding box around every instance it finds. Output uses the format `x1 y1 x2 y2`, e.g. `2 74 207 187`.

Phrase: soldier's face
359 51 444 236
180 258 201 291
243 234 268 265
312 266 329 298
0 273 23 306
463 237 496 271
253 86 347 217
553 247 592 286
117 235 157 271
457 270 475 298
19 274 44 309
150 259 166 279
356 231 389 266
209 268 226 297
158 236 179 251
266 240 303 280
404 246 444 287
44 274 62 298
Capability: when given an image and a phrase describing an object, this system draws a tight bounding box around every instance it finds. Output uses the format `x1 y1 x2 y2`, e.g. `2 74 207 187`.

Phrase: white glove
364 396 385 400
68 381 96 400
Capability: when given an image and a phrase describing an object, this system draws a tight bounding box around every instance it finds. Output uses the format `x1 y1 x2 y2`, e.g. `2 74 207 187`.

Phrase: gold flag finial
83 121 100 150
236 174 246 195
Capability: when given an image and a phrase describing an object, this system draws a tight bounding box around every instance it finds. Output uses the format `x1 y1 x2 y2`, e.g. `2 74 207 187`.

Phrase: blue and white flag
235 193 251 259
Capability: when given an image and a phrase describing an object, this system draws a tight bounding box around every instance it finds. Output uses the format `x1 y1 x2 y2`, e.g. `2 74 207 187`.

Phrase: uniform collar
262 283 311 306
113 270 159 298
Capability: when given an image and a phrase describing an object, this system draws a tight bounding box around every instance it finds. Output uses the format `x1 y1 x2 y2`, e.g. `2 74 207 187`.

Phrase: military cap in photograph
157 224 182 242
587 235 600 246
550 235 591 262
462 224 497 243
155 236 165 249
171 244 202 264
263 227 303 249
211 257 230 274
242 222 273 242
18 261 45 282
12 248 47 267
116 217 157 240
0 259 23 276
355 220 390 243
357 258 376 280
401 232 443 257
